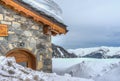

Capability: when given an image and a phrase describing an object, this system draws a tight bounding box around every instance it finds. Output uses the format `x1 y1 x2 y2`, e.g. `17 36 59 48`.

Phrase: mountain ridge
52 44 77 58
52 44 120 58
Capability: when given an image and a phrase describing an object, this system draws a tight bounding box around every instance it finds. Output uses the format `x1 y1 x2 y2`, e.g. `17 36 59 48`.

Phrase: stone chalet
0 0 67 72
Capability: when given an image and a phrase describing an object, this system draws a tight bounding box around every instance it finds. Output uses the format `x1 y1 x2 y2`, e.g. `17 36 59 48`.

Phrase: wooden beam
43 25 60 36
43 25 51 35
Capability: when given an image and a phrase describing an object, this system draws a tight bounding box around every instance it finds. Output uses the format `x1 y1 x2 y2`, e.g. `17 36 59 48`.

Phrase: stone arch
6 48 36 70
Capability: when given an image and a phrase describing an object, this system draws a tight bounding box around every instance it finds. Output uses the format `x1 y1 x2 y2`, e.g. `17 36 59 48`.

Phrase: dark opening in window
17 62 27 67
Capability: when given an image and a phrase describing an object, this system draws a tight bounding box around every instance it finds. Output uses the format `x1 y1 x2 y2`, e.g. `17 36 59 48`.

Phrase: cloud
53 0 120 49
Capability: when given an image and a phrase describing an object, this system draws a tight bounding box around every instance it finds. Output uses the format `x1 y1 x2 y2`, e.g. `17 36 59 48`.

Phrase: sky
52 0 120 49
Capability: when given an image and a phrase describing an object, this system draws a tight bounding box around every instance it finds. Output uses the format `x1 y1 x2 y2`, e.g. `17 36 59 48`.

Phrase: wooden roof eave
0 0 67 35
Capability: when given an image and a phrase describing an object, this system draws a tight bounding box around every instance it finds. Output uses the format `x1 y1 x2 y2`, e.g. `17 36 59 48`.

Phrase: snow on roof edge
20 0 67 27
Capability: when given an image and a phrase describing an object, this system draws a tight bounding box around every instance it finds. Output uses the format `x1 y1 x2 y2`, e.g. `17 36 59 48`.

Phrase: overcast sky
52 0 120 49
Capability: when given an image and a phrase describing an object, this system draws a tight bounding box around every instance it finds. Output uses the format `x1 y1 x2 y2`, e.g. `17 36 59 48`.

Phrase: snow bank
96 66 120 81
0 56 93 81
53 58 120 79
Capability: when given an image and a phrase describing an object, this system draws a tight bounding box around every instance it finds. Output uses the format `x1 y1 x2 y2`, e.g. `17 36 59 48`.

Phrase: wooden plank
0 24 8 36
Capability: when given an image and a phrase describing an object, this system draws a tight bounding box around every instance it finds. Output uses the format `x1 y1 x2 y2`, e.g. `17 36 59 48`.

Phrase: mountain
83 49 109 58
65 59 120 79
107 54 120 58
68 46 120 58
52 44 77 58
52 45 120 58
53 58 120 81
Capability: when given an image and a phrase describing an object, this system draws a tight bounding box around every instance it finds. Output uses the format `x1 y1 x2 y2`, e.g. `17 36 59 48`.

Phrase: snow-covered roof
22 0 63 22
18 0 66 27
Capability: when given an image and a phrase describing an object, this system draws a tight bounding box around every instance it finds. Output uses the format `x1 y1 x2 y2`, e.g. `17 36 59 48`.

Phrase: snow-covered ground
0 56 120 81
68 46 120 56
95 66 120 81
1 56 120 81
52 58 120 81
0 56 93 81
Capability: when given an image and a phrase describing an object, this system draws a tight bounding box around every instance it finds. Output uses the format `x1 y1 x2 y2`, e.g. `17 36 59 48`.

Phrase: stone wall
0 5 52 72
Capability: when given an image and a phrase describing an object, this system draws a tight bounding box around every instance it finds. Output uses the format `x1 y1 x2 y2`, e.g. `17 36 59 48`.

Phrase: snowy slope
68 46 120 57
52 58 120 80
0 56 93 81
96 66 120 81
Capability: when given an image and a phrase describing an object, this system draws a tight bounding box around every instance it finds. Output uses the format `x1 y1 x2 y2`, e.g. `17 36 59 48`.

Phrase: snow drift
96 66 120 81
0 56 93 81
53 58 120 81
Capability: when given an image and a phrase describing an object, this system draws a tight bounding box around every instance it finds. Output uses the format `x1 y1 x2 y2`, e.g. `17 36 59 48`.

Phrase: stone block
39 27 43 32
43 59 51 65
45 53 52 59
42 66 52 73
47 65 52 70
29 38 36 47
5 16 15 21
36 43 45 49
27 47 32 51
13 15 21 18
0 6 4 14
31 25 39 30
20 24 28 30
39 55 43 61
24 31 32 36
9 44 14 49
0 37 4 40
8 35 18 42
8 31 15 34
1 21 11 25
37 62 43 70
0 14 3 20
12 22 21 28
21 17 26 22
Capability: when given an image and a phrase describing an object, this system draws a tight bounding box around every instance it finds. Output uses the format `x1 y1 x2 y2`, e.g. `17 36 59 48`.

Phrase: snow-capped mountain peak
68 46 120 58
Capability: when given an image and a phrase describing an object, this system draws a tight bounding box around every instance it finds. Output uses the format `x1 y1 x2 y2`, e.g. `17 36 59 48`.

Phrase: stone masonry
0 5 52 72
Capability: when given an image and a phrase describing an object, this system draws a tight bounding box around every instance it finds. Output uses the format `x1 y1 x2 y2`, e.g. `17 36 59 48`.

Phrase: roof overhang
0 0 68 35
